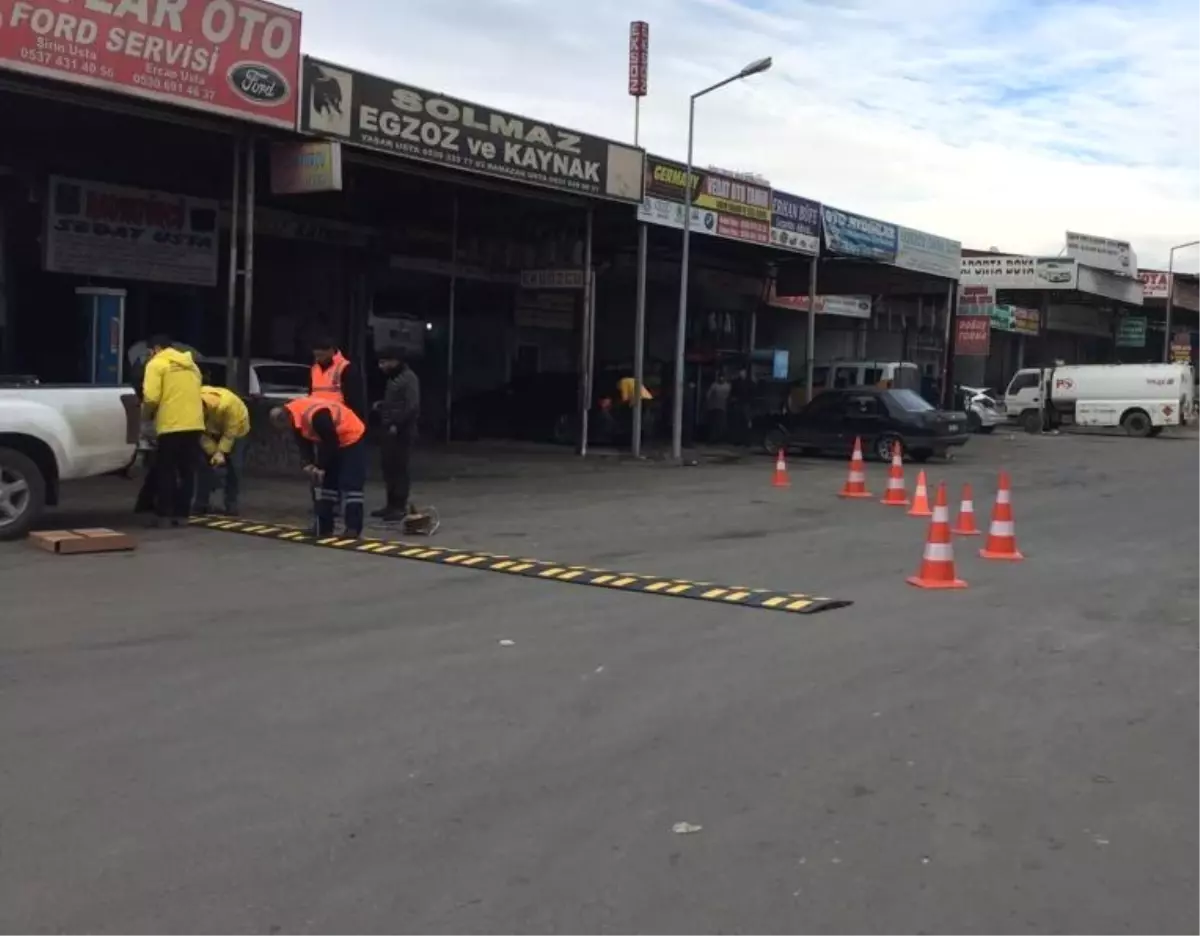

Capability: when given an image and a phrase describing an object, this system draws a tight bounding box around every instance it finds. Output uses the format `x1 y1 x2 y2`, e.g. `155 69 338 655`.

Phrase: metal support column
804 253 818 403
237 138 256 395
224 137 241 387
631 223 648 457
445 195 458 443
578 208 594 456
940 280 956 409
670 97 697 461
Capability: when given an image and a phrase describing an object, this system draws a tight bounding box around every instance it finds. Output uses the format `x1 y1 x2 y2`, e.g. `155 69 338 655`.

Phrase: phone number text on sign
0 0 302 128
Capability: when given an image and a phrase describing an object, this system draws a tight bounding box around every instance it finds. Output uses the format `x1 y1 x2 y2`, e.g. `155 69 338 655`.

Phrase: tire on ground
0 446 46 541
1121 408 1152 438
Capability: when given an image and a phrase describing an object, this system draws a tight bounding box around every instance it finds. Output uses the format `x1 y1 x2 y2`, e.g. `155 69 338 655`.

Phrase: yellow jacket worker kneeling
194 386 251 517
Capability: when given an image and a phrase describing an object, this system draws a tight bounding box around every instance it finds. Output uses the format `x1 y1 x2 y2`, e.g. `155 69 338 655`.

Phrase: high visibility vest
310 352 349 402
284 397 365 447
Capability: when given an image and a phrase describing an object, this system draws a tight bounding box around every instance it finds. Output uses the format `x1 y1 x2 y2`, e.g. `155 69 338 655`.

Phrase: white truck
1004 363 1195 436
0 386 140 540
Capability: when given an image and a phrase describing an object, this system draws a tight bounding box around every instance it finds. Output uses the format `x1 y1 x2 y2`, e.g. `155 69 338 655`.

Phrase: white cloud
290 0 1200 271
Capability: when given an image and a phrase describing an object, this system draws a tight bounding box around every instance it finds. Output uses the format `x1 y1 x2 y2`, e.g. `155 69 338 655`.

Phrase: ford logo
227 62 291 106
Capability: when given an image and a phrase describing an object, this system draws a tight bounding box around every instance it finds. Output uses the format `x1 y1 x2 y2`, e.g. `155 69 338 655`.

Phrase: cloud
290 0 1200 271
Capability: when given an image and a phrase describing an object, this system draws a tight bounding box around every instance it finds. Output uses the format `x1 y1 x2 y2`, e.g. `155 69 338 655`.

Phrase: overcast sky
289 0 1199 272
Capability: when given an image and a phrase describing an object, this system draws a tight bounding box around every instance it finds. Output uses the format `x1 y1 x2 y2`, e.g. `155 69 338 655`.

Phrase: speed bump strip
187 516 851 615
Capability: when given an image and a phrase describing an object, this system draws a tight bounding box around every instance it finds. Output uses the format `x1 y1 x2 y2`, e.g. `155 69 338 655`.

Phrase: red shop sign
955 314 991 356
0 0 302 128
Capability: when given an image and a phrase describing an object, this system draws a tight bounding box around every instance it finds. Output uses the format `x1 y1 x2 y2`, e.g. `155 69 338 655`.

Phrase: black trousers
154 430 202 519
380 430 412 510
315 440 367 536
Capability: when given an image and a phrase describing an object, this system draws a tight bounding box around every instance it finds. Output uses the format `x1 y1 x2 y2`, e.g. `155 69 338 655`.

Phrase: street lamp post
671 56 772 462
1163 239 1199 363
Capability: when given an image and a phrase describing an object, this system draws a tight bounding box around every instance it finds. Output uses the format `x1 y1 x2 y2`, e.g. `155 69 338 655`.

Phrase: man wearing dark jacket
372 347 421 521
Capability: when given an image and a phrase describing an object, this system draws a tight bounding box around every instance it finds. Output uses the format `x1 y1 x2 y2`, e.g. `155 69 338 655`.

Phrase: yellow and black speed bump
188 516 852 616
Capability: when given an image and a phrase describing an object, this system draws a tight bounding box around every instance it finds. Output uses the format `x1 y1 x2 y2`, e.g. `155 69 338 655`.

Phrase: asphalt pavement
1 431 1196 934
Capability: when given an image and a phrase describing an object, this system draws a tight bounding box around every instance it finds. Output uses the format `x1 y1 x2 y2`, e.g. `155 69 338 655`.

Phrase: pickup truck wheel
0 447 45 541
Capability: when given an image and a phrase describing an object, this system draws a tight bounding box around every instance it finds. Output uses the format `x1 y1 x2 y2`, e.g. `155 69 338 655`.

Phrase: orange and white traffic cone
771 449 791 488
880 442 909 506
907 470 932 517
952 483 982 536
979 471 1024 560
838 436 873 499
907 482 968 590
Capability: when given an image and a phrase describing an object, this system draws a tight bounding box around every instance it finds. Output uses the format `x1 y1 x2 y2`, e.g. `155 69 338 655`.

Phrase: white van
1004 363 1195 436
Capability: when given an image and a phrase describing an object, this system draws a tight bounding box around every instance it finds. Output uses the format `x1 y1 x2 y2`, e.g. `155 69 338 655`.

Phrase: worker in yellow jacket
141 335 204 525
194 386 251 516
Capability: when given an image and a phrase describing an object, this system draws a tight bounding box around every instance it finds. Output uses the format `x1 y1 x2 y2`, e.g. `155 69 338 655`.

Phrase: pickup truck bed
0 386 140 539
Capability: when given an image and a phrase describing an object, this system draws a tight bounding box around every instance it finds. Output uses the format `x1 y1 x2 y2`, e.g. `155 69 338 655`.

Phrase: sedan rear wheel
874 434 903 462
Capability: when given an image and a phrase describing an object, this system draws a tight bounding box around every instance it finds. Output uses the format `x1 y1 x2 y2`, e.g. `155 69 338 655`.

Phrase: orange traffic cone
952 483 982 536
907 482 968 590
907 470 932 517
771 449 791 488
880 443 909 506
838 437 873 499
979 471 1024 560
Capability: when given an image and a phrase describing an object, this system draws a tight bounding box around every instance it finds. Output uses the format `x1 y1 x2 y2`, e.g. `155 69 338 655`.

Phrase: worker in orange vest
309 335 366 417
271 396 367 537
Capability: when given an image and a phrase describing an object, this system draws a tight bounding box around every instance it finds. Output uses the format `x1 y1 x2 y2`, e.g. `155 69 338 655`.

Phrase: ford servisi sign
299 57 645 203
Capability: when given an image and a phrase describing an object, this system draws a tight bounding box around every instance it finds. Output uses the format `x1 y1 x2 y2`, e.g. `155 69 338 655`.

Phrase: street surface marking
187 516 852 616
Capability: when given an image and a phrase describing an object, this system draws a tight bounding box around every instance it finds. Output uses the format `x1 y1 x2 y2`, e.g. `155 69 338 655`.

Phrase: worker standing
373 347 421 521
309 335 366 417
271 396 367 537
194 385 251 516
141 334 205 527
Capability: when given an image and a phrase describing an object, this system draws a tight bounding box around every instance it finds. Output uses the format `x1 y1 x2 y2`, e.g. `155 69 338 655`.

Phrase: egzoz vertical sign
628 21 648 97
0 0 302 128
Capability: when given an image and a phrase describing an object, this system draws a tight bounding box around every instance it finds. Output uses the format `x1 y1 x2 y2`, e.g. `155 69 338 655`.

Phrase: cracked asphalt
1 431 1196 934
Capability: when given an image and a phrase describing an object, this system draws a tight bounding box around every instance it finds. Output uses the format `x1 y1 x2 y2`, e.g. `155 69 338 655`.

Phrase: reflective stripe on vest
311 353 348 402
288 398 365 447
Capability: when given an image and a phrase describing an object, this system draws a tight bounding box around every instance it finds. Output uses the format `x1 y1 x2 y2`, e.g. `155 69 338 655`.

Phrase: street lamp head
738 56 773 78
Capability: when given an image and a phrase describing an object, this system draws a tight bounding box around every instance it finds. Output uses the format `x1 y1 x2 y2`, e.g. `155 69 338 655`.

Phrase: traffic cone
979 471 1024 560
907 482 968 590
771 449 791 488
952 483 982 536
907 470 932 517
838 437 873 499
880 443 909 506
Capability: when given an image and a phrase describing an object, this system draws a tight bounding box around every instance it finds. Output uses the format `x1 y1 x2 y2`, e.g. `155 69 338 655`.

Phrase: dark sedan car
753 387 970 462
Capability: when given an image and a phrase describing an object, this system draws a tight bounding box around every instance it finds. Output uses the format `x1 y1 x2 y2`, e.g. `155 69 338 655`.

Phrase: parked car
0 386 141 539
194 356 310 401
753 386 970 462
958 385 1004 434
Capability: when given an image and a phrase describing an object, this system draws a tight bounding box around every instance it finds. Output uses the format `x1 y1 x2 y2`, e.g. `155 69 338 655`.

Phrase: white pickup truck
0 386 140 540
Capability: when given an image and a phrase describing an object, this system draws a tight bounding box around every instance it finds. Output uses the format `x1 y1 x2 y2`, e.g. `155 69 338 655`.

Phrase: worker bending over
194 385 251 516
271 396 367 537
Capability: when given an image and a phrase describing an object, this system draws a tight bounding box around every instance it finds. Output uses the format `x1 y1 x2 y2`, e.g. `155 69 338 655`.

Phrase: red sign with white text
955 314 991 356
0 0 302 128
628 20 648 97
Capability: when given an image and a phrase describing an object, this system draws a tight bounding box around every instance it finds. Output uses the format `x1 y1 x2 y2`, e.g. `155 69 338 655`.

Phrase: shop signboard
990 304 1039 336
764 285 872 319
960 254 1078 290
637 155 771 245
519 269 584 290
1115 316 1147 348
0 0 302 128
1170 331 1192 364
820 205 896 262
270 141 343 194
768 191 821 255
44 176 218 287
895 225 961 279
300 57 645 204
958 284 995 319
954 314 991 356
1139 269 1170 299
1065 231 1136 277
